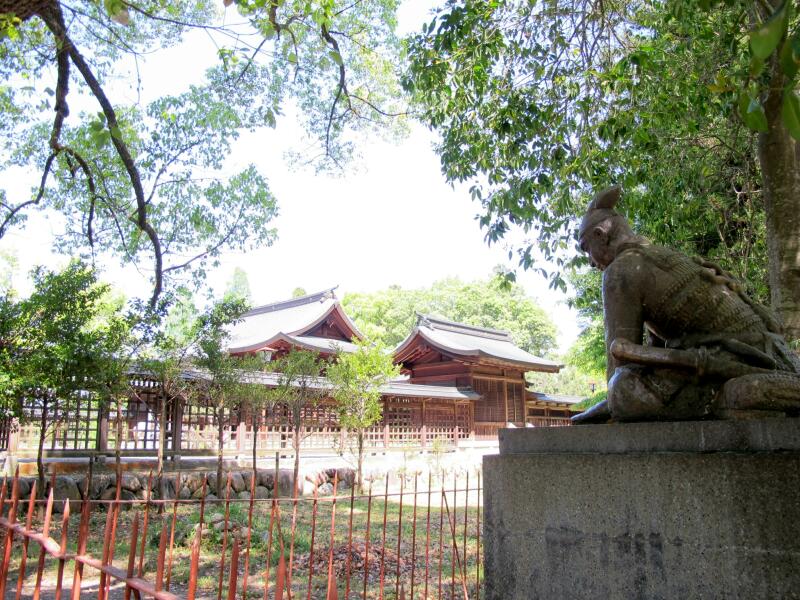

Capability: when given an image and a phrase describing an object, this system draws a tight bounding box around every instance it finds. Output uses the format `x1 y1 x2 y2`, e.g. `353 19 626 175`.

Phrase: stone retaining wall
10 466 357 511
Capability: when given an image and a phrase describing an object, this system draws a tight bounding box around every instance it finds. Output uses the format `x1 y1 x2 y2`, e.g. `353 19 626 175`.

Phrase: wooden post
502 375 509 424
469 402 475 439
97 405 109 461
384 423 390 449
7 424 18 473
453 402 458 443
172 398 183 466
421 424 427 449
236 422 246 458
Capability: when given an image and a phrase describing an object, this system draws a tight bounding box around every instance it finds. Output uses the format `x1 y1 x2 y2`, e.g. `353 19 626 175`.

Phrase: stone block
119 473 142 493
256 470 274 489
230 471 246 493
483 419 800 600
50 476 82 513
99 487 136 510
185 472 206 493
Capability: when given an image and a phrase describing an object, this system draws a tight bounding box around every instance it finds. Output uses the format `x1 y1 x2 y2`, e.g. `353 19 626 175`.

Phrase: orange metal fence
0 468 483 600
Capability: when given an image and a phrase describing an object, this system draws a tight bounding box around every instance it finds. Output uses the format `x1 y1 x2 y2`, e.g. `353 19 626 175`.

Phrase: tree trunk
157 392 167 499
252 410 260 487
292 407 301 498
36 398 48 501
760 36 800 340
115 398 123 481
216 408 224 497
356 430 364 494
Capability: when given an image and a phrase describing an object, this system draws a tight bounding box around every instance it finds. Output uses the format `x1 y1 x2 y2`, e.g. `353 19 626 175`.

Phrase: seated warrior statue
572 186 800 423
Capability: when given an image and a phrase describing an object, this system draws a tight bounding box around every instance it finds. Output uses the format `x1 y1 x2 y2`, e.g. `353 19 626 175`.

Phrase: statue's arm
602 258 645 381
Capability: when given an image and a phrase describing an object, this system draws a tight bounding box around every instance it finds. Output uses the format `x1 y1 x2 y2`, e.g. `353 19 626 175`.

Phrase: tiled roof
527 391 584 405
266 333 359 354
182 369 479 400
227 288 362 353
395 314 562 372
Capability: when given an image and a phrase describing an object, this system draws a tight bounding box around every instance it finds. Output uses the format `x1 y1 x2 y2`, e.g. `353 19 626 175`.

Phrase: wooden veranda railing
0 467 483 600
7 423 473 460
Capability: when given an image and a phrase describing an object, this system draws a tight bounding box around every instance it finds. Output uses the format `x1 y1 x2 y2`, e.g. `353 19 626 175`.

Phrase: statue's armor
643 248 762 336
614 243 800 374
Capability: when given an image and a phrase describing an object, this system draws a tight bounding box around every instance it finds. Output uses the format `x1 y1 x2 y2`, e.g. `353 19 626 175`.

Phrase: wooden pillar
421 399 427 449
172 397 184 463
236 421 246 458
502 375 509 424
469 402 475 438
7 424 19 473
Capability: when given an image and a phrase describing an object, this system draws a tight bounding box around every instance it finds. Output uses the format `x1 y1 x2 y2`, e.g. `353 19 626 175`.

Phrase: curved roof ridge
243 286 338 317
416 313 512 341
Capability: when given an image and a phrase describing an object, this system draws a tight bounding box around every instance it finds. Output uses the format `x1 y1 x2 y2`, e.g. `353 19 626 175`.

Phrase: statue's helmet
577 185 622 241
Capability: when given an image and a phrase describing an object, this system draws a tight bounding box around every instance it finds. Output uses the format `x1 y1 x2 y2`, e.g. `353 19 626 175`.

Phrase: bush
574 390 608 411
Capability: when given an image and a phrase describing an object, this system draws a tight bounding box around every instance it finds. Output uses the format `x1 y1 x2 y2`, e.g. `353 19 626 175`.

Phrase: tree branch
321 24 349 161
41 4 165 307
162 198 249 275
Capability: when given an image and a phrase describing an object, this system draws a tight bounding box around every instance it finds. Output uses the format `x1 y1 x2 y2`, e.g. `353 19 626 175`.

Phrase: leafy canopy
342 274 557 356
191 297 260 411
1 0 405 305
267 347 327 409
327 338 400 432
403 0 775 299
0 261 131 413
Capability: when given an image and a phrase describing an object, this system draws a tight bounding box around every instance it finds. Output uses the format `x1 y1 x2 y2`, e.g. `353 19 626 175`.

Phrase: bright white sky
0 1 581 352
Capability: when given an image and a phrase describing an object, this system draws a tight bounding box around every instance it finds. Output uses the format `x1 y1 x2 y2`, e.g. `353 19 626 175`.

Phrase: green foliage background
342 274 558 357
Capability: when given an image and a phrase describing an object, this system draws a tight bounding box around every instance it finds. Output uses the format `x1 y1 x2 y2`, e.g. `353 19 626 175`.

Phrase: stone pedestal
483 419 800 599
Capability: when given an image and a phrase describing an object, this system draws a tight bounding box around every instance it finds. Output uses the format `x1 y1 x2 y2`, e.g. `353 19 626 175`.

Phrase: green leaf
329 51 342 66
779 31 800 78
750 3 787 60
781 90 800 140
738 93 769 133
750 56 765 77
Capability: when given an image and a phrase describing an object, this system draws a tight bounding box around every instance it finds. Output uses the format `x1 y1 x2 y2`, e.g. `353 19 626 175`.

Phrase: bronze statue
572 186 800 423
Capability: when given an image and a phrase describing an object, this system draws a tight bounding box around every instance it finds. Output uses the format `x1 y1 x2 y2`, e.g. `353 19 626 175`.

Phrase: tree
563 268 606 377
223 267 252 303
526 364 604 399
268 348 327 496
327 339 400 493
192 297 260 496
0 249 16 293
134 291 199 497
243 381 278 489
0 261 130 497
404 0 800 338
342 274 557 355
1 0 406 305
